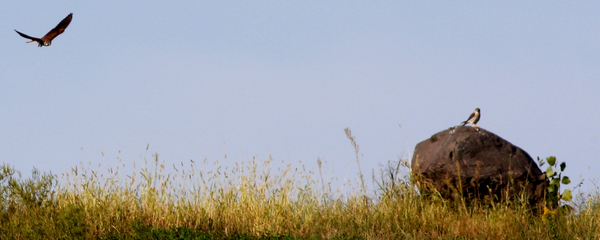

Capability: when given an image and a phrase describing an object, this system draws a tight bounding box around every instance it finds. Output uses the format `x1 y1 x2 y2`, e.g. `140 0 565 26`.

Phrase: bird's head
43 41 51 46
475 108 480 112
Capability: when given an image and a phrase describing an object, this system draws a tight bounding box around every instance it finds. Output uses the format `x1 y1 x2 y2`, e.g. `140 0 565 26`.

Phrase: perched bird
461 108 480 128
15 13 73 47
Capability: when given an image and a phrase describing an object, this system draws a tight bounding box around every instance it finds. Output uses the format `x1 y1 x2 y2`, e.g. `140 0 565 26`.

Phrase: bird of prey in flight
15 13 73 47
461 108 480 128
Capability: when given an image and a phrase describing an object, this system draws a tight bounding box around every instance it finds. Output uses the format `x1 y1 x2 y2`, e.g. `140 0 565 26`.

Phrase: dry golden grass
0 155 598 239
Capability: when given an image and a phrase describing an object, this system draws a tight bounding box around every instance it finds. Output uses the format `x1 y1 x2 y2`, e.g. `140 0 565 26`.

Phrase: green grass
0 155 598 239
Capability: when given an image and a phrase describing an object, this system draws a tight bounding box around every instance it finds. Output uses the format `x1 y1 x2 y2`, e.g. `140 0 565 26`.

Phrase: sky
1 2 599 195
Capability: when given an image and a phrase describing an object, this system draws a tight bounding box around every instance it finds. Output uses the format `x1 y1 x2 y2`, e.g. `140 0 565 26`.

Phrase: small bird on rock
461 108 480 128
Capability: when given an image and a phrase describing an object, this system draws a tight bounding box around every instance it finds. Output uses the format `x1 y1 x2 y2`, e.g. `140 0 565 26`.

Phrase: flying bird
461 108 480 128
15 13 73 47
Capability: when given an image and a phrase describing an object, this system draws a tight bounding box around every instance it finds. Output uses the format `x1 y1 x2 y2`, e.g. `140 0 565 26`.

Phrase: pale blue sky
1 2 599 194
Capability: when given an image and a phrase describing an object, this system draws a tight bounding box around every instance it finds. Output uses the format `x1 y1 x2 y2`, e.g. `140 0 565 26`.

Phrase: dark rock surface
411 126 546 205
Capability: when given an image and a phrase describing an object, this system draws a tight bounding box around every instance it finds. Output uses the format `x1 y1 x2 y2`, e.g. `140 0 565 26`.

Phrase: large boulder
411 126 546 205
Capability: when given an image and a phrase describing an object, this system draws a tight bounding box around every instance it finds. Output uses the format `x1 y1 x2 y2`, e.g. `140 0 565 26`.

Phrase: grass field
0 154 598 239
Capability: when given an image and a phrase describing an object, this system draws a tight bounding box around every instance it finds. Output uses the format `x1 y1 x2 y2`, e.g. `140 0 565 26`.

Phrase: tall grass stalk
344 128 367 199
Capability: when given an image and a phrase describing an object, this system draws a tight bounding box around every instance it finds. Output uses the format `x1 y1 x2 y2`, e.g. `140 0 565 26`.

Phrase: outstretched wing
14 29 43 44
15 29 38 41
41 13 72 42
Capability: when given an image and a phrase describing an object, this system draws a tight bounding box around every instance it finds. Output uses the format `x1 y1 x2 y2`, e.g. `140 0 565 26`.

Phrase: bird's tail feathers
461 121 467 126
